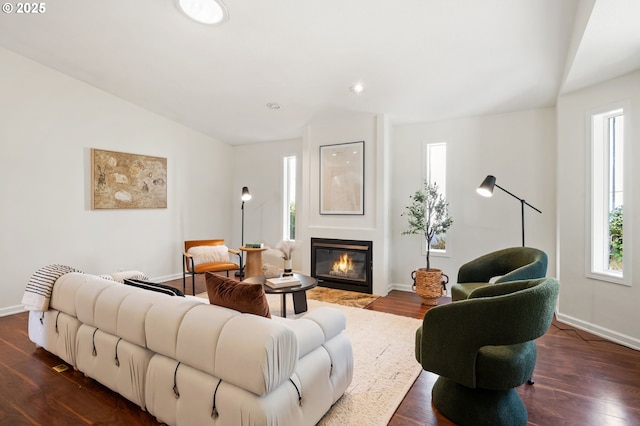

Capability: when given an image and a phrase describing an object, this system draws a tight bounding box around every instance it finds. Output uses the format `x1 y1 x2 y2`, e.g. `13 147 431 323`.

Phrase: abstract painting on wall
91 148 167 209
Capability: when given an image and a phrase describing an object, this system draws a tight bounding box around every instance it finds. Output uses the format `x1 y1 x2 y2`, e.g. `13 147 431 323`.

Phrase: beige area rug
194 292 422 425
306 299 423 426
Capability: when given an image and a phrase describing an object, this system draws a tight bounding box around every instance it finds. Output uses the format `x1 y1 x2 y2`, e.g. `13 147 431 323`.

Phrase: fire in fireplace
311 238 373 294
330 253 358 278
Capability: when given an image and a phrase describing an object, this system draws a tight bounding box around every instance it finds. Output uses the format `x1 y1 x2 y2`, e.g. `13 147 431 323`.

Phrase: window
589 106 629 285
424 142 448 253
283 156 296 241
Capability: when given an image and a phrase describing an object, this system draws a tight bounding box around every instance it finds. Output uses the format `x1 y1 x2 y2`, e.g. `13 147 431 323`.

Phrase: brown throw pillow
205 273 271 318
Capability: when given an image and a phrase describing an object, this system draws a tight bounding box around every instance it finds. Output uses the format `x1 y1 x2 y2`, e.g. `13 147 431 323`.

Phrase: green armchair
415 278 559 426
451 247 547 301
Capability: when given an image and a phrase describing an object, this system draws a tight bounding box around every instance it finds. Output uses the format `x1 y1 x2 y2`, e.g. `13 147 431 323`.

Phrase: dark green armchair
451 247 547 301
415 278 559 426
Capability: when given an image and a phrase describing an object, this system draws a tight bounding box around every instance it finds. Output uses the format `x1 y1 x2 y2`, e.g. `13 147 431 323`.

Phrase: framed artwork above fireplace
319 141 364 215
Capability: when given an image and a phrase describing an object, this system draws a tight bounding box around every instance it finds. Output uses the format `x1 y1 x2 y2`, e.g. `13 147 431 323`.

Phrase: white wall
231 138 303 270
557 70 640 349
391 109 558 289
0 48 233 314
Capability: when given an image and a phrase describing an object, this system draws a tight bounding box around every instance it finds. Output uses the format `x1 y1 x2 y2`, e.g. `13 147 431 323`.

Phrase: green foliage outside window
609 205 623 269
431 236 447 250
289 201 296 240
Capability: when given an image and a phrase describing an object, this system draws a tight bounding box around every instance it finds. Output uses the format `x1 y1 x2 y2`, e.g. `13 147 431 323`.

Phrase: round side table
239 246 267 278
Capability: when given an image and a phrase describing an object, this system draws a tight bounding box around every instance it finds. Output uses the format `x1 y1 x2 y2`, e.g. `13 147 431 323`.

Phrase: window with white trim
589 106 630 285
283 156 296 241
424 142 448 254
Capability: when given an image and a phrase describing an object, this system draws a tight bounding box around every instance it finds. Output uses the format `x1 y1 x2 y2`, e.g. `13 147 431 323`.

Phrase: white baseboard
388 283 413 293
1 305 26 317
556 311 640 351
152 273 183 283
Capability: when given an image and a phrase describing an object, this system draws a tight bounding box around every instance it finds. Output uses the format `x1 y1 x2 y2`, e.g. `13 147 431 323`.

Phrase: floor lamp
238 186 251 277
476 175 541 247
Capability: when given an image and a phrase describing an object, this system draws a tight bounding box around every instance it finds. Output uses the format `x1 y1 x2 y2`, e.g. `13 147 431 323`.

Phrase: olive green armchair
415 278 559 426
451 247 547 301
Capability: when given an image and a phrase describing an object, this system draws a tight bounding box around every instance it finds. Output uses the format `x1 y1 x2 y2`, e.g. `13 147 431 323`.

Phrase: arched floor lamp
477 175 541 247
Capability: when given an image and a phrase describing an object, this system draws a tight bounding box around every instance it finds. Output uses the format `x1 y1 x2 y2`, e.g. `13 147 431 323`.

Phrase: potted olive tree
402 181 453 305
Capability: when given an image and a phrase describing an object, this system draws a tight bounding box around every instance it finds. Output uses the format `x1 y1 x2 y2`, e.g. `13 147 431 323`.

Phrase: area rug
194 292 422 425
306 286 381 308
311 300 422 425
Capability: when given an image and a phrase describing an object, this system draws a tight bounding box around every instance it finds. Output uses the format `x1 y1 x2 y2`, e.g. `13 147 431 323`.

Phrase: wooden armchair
183 239 241 295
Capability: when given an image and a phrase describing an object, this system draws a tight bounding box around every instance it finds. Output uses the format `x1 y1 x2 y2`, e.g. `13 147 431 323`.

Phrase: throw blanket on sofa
22 264 83 311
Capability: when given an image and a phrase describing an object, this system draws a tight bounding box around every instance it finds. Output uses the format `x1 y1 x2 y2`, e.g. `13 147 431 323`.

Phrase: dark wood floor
2 276 640 425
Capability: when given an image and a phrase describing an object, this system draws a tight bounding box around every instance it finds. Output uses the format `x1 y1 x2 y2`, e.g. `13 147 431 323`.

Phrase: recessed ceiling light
177 0 228 25
349 82 365 94
266 103 281 110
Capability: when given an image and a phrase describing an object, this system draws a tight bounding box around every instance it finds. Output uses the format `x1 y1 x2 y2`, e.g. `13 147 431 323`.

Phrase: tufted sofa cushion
60 273 298 396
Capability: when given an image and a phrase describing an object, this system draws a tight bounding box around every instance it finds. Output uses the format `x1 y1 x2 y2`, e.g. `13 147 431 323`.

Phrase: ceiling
1 0 639 145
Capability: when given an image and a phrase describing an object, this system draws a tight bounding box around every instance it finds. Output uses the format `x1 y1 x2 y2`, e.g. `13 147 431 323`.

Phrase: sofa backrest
50 273 298 396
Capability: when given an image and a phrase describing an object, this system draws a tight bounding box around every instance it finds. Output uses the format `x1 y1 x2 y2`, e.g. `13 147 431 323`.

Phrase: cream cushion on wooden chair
187 245 231 265
183 239 241 295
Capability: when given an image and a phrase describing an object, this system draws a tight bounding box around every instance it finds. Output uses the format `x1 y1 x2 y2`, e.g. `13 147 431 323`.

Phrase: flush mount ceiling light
266 102 281 110
349 82 365 94
177 0 228 25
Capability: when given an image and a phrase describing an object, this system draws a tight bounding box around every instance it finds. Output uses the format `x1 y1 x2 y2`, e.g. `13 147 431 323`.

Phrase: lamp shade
477 175 496 197
241 186 252 201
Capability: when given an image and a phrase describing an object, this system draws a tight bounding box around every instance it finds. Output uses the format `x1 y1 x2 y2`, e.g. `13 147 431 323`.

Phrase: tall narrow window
424 142 448 253
590 106 629 284
283 156 296 241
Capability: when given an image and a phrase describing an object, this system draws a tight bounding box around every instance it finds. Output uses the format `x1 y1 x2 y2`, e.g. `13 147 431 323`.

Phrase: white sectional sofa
27 272 353 425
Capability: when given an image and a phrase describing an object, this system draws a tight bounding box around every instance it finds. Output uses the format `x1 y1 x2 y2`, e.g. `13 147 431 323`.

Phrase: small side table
239 246 267 278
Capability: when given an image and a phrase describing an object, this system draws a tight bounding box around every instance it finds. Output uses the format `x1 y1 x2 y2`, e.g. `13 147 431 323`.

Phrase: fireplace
311 238 373 294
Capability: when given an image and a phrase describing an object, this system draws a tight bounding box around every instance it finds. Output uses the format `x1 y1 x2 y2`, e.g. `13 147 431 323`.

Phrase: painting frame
319 141 365 215
91 148 167 209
